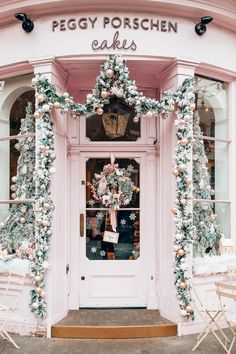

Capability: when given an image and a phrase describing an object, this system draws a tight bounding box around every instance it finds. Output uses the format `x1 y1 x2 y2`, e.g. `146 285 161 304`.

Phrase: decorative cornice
0 61 33 79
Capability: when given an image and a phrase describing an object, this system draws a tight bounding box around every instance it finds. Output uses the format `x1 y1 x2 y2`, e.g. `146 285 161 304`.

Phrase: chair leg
2 330 19 349
227 336 236 354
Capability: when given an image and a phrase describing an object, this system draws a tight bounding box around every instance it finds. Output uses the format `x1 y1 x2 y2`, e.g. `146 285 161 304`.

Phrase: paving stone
0 333 235 354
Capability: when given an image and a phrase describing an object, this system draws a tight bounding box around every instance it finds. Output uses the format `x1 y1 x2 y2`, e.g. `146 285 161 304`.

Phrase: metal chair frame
0 272 26 348
215 281 236 354
191 285 229 352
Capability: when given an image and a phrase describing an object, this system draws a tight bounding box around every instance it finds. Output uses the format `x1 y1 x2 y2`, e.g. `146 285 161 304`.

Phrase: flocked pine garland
29 106 55 317
28 56 195 319
172 78 195 320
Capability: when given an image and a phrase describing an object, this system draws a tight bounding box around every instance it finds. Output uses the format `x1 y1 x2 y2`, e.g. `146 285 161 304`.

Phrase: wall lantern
15 13 34 33
101 98 135 139
195 16 213 36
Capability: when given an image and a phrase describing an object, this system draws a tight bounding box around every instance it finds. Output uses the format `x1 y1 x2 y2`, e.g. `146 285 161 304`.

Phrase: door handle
80 213 84 237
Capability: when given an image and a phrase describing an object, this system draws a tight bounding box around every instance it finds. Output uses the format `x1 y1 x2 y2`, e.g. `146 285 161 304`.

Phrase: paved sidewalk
0 333 234 354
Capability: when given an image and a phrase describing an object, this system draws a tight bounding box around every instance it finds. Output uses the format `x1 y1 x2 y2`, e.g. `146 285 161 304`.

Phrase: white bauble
46 229 52 236
42 220 49 227
101 90 109 98
11 193 16 199
63 92 70 98
31 302 39 310
19 217 26 224
42 104 50 112
31 77 38 86
167 104 174 112
0 222 5 229
10 185 17 191
21 165 27 175
180 309 187 317
11 176 17 183
106 69 114 78
146 111 153 118
189 103 196 111
37 94 45 103
86 93 93 101
178 164 187 172
175 234 182 240
49 153 56 161
49 167 56 174
116 89 124 98
20 206 27 213
133 116 139 123
14 143 20 150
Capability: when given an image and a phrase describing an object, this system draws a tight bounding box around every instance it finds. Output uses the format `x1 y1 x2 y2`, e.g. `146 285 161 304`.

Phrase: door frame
68 145 158 310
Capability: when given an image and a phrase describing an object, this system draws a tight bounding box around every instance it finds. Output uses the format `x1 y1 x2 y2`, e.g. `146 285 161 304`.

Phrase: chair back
0 272 26 312
215 282 236 301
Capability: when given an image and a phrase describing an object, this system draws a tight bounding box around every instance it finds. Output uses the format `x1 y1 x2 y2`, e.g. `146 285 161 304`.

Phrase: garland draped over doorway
2 55 196 320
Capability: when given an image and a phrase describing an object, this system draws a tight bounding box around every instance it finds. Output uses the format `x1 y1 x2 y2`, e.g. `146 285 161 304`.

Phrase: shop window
193 75 230 256
86 97 140 141
0 89 35 223
9 91 35 198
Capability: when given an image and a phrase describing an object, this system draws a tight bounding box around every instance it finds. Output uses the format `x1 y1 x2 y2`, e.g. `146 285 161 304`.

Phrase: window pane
86 98 140 141
194 76 229 139
86 158 140 208
86 210 140 260
193 140 229 200
193 201 230 257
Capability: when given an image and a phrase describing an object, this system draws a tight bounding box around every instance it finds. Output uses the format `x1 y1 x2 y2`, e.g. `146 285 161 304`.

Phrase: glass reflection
86 210 140 260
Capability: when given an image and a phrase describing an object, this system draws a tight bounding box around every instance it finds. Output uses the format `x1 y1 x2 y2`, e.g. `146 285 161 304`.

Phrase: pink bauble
172 169 179 176
179 282 187 289
186 305 192 312
53 101 60 109
177 249 185 256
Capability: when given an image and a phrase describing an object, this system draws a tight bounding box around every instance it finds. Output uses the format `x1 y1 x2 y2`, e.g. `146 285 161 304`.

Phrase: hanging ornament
179 282 187 289
42 104 50 113
11 176 17 183
178 164 187 172
31 302 39 310
31 77 38 86
180 309 187 317
186 305 192 312
96 108 104 115
34 111 41 119
34 275 42 284
62 92 70 98
133 116 139 123
53 102 61 109
14 143 20 150
146 111 153 118
105 69 114 78
19 217 26 224
0 222 5 229
101 90 109 98
37 94 45 103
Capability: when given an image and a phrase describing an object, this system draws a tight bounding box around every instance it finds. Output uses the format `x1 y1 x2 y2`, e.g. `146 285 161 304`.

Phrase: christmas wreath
87 156 139 210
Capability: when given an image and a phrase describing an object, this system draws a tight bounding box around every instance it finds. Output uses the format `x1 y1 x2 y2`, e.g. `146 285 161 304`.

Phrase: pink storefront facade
0 0 236 337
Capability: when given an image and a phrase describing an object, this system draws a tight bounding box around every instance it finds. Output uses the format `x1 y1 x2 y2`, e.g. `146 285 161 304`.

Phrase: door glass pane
86 210 140 260
86 158 140 208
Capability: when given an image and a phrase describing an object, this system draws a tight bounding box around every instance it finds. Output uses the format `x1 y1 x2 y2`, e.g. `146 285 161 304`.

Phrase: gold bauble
53 101 60 109
179 282 187 289
177 249 185 256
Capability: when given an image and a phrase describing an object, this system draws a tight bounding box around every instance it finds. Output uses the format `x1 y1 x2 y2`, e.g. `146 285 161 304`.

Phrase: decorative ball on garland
105 69 114 78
